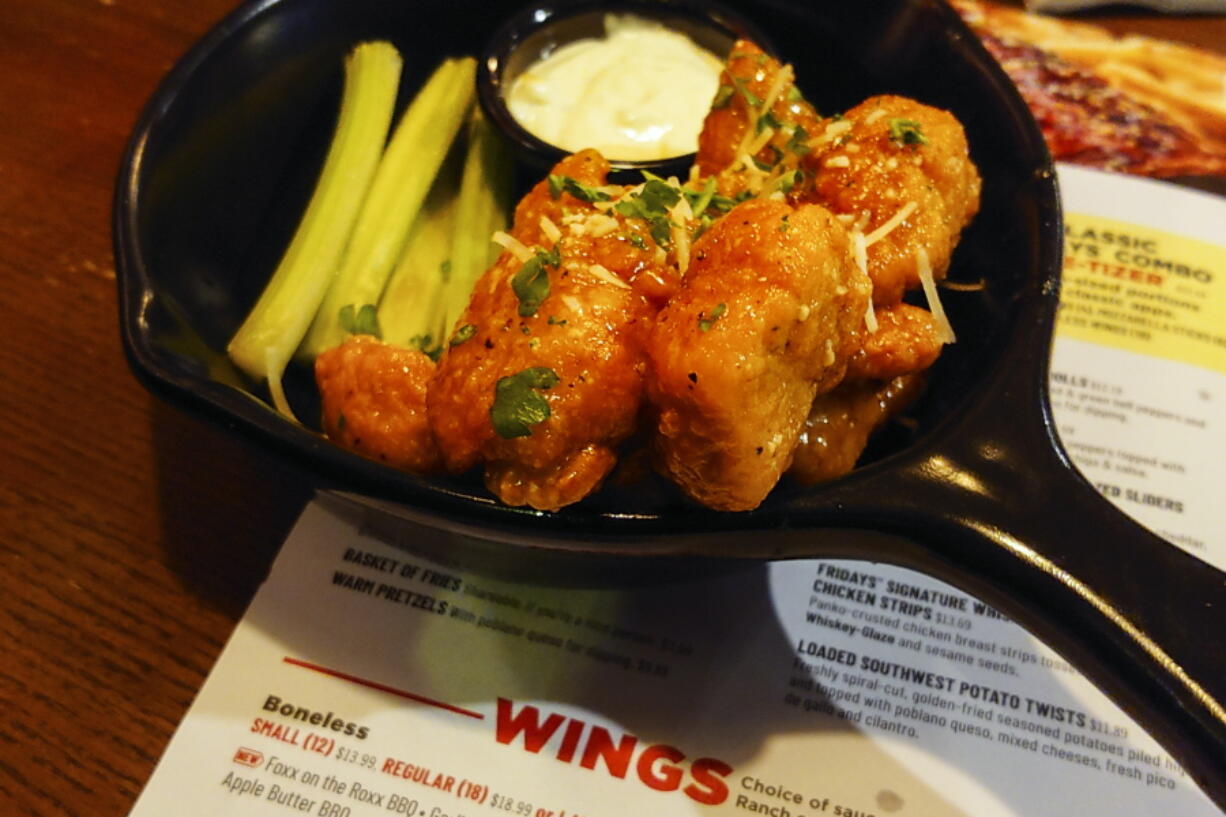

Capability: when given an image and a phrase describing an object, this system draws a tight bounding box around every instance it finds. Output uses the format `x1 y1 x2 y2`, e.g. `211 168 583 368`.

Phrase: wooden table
0 1 1222 814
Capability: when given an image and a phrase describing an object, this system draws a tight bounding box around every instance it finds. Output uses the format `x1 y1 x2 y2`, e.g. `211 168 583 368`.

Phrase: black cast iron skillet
114 0 1226 806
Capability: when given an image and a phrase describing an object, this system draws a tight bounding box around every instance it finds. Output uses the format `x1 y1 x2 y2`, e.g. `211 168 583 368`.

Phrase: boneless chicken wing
428 151 668 511
696 39 824 197
315 335 441 473
646 197 871 511
802 95 982 306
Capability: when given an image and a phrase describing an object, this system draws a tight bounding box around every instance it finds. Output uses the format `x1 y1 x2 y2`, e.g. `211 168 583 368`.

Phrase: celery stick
439 107 512 336
227 41 402 418
377 149 461 351
298 56 477 359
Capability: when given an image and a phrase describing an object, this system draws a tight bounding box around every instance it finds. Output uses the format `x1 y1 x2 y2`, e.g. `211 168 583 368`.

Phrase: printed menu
128 165 1224 817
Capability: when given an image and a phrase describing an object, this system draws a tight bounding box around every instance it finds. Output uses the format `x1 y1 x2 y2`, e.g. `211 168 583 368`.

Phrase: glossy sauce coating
845 302 945 382
790 374 926 485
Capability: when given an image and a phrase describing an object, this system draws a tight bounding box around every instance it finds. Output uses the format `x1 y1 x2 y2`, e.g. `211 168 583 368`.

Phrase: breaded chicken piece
846 302 945 382
696 39 824 198
315 335 441 472
802 95 981 306
428 151 663 511
789 374 926 484
646 197 871 511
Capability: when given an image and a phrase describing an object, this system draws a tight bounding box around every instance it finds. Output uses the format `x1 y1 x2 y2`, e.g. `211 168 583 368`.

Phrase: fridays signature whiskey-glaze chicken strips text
315 39 981 511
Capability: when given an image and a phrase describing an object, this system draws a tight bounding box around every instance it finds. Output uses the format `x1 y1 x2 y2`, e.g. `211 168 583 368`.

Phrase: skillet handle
825 431 1226 808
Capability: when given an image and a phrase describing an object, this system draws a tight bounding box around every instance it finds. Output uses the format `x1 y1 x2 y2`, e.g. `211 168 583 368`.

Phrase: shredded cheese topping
916 248 955 344
538 215 562 244
864 201 917 247
491 231 533 263
733 64 793 166
808 119 852 152
669 195 695 275
588 263 630 290
852 230 878 333
587 214 621 238
561 294 583 315
760 65 794 116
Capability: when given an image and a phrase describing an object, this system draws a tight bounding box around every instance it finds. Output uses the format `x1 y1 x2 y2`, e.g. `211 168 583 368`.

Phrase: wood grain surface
0 1 1221 815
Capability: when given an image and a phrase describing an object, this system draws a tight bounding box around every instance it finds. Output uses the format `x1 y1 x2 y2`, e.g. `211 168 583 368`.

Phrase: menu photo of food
953 0 1226 180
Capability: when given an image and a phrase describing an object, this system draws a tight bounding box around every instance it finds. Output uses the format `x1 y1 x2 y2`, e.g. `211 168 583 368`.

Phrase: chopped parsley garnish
440 259 452 282
614 179 682 248
787 86 805 104
756 110 782 134
547 174 611 203
888 118 928 147
338 304 381 338
683 178 717 220
625 231 648 251
786 125 811 156
774 169 804 195
711 84 735 110
684 184 753 222
512 246 560 317
490 367 559 439
698 302 727 332
449 324 476 347
752 145 784 172
547 315 567 326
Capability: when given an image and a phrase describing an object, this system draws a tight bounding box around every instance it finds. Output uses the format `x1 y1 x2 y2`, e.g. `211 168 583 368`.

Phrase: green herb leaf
756 110 782 134
490 366 560 438
774 169 803 195
698 302 727 332
547 174 611 203
683 177 717 219
625 231 648 251
512 246 560 317
613 179 682 248
449 324 477 347
547 315 568 326
888 118 928 147
711 84 735 110
786 125 811 156
692 214 713 243
338 303 382 338
408 334 441 361
440 259 452 283
752 145 783 172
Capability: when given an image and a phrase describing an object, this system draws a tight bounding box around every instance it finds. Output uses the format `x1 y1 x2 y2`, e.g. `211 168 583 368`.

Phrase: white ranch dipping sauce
506 15 725 161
